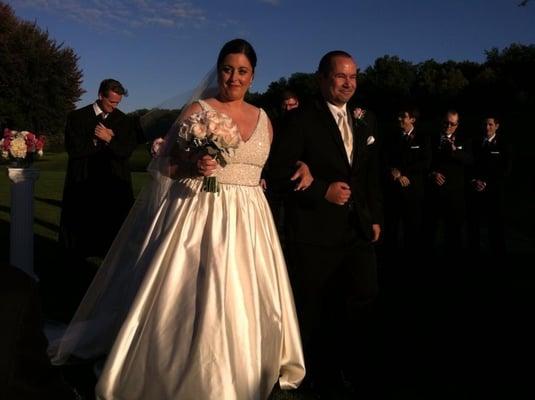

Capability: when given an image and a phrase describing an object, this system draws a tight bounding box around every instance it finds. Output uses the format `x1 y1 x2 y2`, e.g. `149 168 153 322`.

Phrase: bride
51 39 307 399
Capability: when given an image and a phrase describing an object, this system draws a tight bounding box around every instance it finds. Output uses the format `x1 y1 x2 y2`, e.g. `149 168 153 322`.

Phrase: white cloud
8 0 207 32
259 0 280 5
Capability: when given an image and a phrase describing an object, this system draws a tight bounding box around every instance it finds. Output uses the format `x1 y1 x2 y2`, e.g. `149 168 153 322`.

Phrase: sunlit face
319 56 357 107
398 112 415 133
485 118 499 137
98 90 122 114
282 97 299 112
444 112 459 135
217 53 254 101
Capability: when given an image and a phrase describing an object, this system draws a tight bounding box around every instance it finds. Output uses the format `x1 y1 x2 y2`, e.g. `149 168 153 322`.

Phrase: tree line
251 44 535 124
1 1 534 143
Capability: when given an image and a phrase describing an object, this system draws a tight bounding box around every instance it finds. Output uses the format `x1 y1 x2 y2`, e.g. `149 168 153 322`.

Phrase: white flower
353 107 366 120
10 137 27 158
207 120 220 134
191 122 207 139
151 138 165 158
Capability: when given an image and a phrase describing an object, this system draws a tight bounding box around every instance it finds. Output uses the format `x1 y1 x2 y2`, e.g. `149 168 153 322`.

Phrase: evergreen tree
0 2 83 139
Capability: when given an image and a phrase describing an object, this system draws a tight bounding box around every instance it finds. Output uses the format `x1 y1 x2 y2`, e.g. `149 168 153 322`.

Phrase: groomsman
59 79 137 261
467 115 512 257
425 110 473 255
263 89 302 238
384 108 431 257
269 50 382 395
280 89 300 113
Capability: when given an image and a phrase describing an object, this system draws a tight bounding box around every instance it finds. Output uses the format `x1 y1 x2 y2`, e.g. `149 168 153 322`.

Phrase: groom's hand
325 182 351 205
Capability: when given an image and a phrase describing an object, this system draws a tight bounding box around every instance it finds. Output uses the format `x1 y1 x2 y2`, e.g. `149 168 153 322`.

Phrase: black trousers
384 188 424 254
285 234 379 387
467 187 506 256
424 189 467 254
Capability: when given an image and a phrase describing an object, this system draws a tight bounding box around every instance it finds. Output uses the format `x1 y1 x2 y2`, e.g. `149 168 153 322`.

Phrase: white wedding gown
91 100 305 399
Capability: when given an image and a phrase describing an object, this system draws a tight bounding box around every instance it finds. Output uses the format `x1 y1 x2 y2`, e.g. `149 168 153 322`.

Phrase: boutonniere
352 107 367 127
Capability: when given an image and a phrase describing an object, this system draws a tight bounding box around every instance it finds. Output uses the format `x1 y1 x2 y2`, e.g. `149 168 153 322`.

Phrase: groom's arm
269 112 330 204
268 112 305 195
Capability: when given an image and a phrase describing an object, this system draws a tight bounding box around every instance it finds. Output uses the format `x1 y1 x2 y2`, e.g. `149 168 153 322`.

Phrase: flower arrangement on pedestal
1 129 46 168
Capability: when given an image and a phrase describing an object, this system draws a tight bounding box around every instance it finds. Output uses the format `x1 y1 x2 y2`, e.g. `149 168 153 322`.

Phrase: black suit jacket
429 129 473 195
59 104 137 256
269 97 383 247
471 134 512 190
384 127 431 198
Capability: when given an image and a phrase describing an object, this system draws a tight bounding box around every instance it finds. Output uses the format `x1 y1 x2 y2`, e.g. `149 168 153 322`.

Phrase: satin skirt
95 178 305 400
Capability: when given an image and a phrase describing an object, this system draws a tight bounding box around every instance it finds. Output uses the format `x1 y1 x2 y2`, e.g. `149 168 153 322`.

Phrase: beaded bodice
197 100 269 186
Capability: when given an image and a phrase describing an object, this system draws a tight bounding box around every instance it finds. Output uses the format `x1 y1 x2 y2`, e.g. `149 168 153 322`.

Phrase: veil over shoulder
49 68 219 364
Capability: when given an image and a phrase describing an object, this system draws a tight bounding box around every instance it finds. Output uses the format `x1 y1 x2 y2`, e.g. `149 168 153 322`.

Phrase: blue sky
6 0 535 112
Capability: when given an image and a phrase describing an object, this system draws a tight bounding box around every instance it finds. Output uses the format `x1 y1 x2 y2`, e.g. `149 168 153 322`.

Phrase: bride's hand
197 155 218 176
291 161 314 191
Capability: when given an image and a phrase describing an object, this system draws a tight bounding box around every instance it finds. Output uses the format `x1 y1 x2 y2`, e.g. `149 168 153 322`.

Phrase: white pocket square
410 145 420 149
366 136 375 145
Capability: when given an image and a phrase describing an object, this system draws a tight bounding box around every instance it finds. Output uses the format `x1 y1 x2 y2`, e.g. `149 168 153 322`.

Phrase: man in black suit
59 79 137 262
425 110 473 255
467 115 512 257
384 108 431 258
269 51 383 394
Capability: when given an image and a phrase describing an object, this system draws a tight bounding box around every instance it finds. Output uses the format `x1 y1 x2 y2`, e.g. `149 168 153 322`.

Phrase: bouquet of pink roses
1 129 46 168
178 110 241 193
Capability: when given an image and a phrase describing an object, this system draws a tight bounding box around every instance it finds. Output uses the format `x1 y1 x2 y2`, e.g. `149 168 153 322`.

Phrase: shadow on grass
35 196 62 208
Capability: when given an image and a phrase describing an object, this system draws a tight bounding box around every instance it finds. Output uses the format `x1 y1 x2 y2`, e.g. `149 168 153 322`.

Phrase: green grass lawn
0 146 152 264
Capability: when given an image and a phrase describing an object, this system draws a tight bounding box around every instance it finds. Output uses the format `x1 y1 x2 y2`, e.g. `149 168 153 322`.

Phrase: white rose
205 110 218 121
191 122 207 139
220 130 241 149
207 120 220 135
10 137 27 158
178 124 190 139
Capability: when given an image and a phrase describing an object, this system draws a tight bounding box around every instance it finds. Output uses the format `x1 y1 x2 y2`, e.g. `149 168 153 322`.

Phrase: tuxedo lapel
349 111 365 172
314 98 352 170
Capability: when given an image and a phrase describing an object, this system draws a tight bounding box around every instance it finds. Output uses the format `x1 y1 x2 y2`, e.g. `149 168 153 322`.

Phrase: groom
269 50 383 394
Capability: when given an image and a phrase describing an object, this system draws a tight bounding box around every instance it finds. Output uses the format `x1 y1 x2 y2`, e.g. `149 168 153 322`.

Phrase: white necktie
337 111 353 163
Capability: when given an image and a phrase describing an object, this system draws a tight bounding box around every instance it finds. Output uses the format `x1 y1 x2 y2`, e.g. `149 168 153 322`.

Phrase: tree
0 2 83 138
484 43 535 111
359 55 416 118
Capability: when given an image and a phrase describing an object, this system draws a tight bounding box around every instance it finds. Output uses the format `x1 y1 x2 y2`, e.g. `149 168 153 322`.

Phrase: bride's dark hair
217 38 257 71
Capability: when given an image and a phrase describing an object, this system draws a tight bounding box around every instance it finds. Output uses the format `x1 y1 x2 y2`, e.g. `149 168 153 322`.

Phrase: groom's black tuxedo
269 96 383 389
59 104 137 258
270 97 383 246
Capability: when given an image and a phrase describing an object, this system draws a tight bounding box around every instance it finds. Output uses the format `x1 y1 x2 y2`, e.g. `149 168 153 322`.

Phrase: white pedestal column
7 167 40 280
